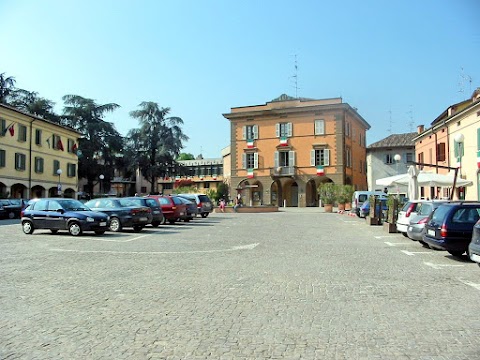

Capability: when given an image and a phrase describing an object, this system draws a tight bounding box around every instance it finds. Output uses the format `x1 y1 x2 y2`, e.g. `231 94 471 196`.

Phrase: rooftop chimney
417 125 424 134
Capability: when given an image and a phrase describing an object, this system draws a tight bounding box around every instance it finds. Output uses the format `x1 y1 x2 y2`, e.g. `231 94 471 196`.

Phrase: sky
1 0 479 158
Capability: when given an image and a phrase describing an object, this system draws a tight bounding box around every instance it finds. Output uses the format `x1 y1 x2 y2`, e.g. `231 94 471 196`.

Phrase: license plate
427 229 435 236
470 253 480 263
140 217 148 221
153 211 160 214
100 222 107 227
180 212 184 216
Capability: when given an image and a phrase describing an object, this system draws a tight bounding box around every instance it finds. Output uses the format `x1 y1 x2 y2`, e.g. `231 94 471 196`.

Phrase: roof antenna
406 105 414 132
458 67 473 99
387 109 393 134
290 54 299 98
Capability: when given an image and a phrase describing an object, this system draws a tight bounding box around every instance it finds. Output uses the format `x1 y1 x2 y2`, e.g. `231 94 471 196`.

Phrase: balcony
270 166 296 177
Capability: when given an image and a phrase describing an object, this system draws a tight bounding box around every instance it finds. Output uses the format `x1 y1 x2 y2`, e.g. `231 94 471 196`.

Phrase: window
346 147 351 167
314 119 325 135
35 129 42 145
385 154 394 164
0 119 6 136
18 124 27 142
15 153 26 170
242 125 258 140
242 152 258 169
345 122 351 137
310 149 330 166
405 152 414 164
418 152 424 170
67 163 76 177
35 157 44 173
53 134 64 151
204 182 210 189
359 160 363 174
275 122 292 137
0 149 5 167
53 160 60 174
274 151 295 167
162 183 173 190
436 143 446 161
67 139 75 153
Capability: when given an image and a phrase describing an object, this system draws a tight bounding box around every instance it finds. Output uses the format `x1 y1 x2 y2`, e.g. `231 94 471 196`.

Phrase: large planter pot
324 204 333 213
383 222 397 233
345 202 352 211
338 203 345 211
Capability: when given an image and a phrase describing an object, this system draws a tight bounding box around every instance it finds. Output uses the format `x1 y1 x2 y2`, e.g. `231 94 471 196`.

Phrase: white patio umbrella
375 173 410 187
376 171 473 189
407 165 419 200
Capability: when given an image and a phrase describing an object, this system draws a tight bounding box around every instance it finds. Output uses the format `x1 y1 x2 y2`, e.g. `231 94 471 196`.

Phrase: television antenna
387 109 393 134
406 105 414 132
458 67 472 99
290 54 299 98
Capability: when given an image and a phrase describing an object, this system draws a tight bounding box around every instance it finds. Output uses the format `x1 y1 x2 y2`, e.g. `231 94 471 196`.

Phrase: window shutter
242 154 246 169
287 122 292 137
253 125 258 139
289 151 295 166
477 128 480 151
274 151 279 167
253 152 258 169
242 126 246 140
275 123 280 137
310 150 315 166
324 149 330 166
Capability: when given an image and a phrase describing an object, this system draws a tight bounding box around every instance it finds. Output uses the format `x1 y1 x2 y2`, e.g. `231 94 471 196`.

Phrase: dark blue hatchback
422 202 480 257
21 198 110 236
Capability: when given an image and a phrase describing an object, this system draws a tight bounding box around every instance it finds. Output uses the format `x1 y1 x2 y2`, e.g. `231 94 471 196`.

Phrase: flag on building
279 137 288 146
316 166 325 176
1 122 14 136
57 139 64 151
477 151 480 169
247 169 254 178
212 175 217 180
72 143 78 153
247 139 254 148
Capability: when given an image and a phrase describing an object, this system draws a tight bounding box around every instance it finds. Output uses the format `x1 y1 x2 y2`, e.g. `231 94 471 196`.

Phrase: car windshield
118 199 138 207
430 205 451 224
418 203 433 216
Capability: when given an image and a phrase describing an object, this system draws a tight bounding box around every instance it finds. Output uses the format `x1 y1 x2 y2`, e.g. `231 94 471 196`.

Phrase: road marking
49 243 260 255
458 278 480 291
73 235 149 243
424 262 465 270
384 241 407 246
376 235 400 239
401 250 433 256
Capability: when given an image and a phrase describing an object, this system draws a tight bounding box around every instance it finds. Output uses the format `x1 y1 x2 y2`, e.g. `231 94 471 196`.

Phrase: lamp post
454 133 465 175
56 169 63 196
99 174 104 195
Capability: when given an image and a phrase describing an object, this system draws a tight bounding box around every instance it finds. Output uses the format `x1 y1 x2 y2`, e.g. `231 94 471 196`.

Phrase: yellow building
0 104 80 199
223 94 371 207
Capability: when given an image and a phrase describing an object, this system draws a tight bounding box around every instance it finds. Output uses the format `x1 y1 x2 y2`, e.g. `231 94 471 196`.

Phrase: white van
351 191 386 217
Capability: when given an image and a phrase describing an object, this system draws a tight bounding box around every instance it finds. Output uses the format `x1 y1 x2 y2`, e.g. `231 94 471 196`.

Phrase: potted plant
337 185 355 211
318 182 338 213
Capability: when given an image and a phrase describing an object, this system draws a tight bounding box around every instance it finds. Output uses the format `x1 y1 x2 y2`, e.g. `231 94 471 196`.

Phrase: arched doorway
31 185 45 198
306 179 318 207
64 188 76 199
281 178 298 207
270 180 281 206
11 183 27 198
48 186 58 197
0 182 6 197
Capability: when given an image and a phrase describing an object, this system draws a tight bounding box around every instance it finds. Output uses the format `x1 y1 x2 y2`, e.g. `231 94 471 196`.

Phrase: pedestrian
219 198 226 212
233 196 242 213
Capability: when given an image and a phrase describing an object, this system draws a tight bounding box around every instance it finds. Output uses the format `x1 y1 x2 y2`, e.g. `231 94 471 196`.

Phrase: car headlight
107 216 110 221
86 217 95 222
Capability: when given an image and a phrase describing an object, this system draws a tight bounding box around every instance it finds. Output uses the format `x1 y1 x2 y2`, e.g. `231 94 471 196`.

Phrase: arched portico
235 179 264 206
31 185 45 199
11 183 27 199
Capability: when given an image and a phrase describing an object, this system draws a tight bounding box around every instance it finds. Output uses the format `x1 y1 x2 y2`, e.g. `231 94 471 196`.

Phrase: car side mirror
56 209 65 214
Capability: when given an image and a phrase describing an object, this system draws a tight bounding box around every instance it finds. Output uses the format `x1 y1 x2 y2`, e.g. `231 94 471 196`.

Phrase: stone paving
1 210 480 359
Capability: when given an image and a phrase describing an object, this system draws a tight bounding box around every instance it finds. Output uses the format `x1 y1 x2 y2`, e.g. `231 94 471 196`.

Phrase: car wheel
50 229 58 234
447 250 464 257
184 218 190 222
68 222 83 236
201 213 208 218
109 217 122 232
419 240 430 248
151 221 160 227
402 232 408 237
168 219 176 224
94 230 105 235
22 220 34 234
133 225 143 232
8 211 15 219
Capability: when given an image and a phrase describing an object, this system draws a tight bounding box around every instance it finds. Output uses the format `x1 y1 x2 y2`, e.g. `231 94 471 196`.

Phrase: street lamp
99 174 104 195
394 154 401 195
56 169 63 196
454 133 465 173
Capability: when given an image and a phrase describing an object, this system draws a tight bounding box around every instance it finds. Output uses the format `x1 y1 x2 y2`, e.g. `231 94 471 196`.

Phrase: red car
147 195 188 224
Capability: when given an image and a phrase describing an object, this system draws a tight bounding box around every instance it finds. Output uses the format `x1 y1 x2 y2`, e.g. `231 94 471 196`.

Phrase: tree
126 102 188 193
0 72 16 104
9 89 61 123
62 95 123 196
178 153 195 160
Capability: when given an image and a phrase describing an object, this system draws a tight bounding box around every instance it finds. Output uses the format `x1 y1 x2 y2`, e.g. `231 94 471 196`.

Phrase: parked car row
398 199 480 267
20 194 213 236
0 199 28 219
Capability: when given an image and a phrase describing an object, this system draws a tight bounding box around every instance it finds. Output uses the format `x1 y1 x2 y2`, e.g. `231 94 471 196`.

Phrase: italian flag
247 139 254 148
279 137 288 146
316 166 325 176
247 169 254 178
212 175 217 180
477 151 480 169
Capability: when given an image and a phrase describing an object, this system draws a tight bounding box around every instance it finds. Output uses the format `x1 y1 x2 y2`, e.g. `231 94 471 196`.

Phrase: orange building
223 94 371 207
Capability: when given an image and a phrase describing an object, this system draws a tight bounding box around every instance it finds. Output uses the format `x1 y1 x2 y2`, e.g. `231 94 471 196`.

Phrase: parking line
384 241 407 246
401 250 433 256
74 235 149 243
424 262 465 270
458 278 480 291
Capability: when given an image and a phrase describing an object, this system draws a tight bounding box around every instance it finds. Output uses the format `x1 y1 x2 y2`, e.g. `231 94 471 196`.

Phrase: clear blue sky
1 0 479 158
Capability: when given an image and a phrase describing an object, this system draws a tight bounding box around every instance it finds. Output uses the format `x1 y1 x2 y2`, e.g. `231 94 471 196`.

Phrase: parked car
84 198 151 232
147 195 188 224
178 196 198 220
21 198 110 236
351 191 386 217
422 202 480 257
468 220 480 267
0 199 24 219
126 197 163 227
359 196 388 218
396 200 425 237
177 193 213 218
406 200 450 242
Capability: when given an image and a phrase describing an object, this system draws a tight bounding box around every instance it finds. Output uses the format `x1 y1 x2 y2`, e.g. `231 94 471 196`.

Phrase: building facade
414 89 480 200
0 104 80 199
367 133 417 196
223 94 371 207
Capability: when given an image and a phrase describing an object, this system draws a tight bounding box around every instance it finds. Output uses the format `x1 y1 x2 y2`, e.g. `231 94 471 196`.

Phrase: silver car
406 200 450 241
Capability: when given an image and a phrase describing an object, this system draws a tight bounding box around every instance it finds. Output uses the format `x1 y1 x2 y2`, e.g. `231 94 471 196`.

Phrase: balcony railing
270 166 296 177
